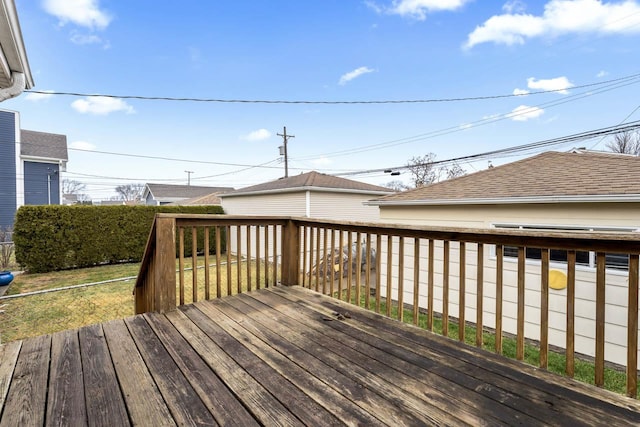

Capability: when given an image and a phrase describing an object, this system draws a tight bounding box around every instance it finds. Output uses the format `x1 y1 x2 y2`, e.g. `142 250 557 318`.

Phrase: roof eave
369 194 640 207
0 0 34 89
220 186 394 198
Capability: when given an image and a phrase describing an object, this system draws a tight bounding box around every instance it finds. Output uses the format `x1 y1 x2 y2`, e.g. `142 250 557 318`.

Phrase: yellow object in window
549 269 567 290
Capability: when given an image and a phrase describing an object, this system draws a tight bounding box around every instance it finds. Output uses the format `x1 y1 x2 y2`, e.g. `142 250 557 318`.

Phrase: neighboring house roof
20 129 68 161
0 0 33 94
168 192 223 206
221 171 394 197
372 151 640 206
144 184 234 203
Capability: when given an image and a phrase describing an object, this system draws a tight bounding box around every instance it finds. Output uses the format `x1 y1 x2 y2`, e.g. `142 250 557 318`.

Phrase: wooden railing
135 214 640 398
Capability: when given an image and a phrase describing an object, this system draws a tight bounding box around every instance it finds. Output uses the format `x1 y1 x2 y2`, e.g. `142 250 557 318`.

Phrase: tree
606 130 640 156
62 179 91 203
115 183 144 202
406 153 438 188
62 179 86 194
443 162 465 180
383 180 410 192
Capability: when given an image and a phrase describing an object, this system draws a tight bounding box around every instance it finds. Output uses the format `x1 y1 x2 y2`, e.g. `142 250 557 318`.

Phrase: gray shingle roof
146 184 234 200
375 151 640 204
223 171 394 197
21 130 68 161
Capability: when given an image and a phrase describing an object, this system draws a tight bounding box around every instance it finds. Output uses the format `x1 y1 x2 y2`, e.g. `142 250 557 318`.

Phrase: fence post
281 220 300 286
154 216 177 312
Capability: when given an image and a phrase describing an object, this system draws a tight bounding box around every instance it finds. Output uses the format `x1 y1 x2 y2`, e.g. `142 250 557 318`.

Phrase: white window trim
490 222 637 275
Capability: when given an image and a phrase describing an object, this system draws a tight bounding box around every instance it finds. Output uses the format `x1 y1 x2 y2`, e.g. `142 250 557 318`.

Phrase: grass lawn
0 257 278 343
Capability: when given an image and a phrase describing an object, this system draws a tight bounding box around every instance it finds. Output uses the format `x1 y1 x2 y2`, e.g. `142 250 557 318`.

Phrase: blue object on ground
0 271 13 286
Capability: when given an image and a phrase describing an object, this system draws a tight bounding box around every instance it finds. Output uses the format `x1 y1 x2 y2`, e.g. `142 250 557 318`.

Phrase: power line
23 72 640 105
334 120 640 177
293 76 640 161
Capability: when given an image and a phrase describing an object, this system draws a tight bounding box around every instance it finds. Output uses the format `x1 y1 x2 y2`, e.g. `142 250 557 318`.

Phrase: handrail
134 213 640 398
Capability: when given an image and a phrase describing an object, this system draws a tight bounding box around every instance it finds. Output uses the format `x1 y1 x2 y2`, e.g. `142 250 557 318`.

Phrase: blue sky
4 0 640 200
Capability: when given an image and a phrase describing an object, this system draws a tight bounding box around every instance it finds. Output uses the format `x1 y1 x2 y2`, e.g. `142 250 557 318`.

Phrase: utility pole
277 126 294 178
185 170 194 185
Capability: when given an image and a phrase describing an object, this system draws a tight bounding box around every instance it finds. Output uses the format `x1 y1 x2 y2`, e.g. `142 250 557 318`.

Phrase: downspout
0 71 25 101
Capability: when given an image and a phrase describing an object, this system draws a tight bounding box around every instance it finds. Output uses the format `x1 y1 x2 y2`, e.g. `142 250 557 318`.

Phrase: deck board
2 285 640 426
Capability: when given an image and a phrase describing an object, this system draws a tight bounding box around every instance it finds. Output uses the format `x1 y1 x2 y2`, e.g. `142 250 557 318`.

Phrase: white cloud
242 129 272 142
509 105 545 121
597 70 609 77
386 0 472 20
70 32 109 48
311 156 332 166
43 0 112 29
339 66 375 85
465 0 640 49
512 88 530 95
25 90 54 101
69 140 96 150
527 76 574 94
502 0 527 13
458 123 473 130
71 96 135 115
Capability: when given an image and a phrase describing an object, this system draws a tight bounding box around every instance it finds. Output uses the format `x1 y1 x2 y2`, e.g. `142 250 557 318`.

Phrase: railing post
155 216 177 312
281 219 300 286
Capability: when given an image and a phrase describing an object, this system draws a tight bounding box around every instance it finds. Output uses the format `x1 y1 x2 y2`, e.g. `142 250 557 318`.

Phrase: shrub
13 205 225 273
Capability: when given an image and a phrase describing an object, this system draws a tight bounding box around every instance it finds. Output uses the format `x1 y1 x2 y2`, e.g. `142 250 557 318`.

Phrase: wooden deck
1 286 640 426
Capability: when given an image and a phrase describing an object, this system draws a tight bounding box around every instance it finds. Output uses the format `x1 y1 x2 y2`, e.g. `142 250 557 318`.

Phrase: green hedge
13 205 225 273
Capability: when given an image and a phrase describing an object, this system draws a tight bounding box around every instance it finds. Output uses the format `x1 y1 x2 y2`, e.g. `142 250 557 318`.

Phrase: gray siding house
0 109 68 228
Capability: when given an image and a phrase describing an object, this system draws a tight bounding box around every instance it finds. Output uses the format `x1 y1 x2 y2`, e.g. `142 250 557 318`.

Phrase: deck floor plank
180 304 343 427
0 334 51 427
101 319 176 427
249 288 540 426
47 329 87 426
2 285 640 426
165 308 304 427
282 286 640 425
192 300 387 427
124 315 218 427
142 312 260 427
0 341 20 414
78 324 130 427
211 294 449 426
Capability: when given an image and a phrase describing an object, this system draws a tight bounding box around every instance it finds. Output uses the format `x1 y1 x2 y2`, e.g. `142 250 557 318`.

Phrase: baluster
413 238 420 326
496 244 503 355
256 225 261 290
236 226 242 294
179 227 185 306
476 244 484 348
215 226 221 298
428 239 434 331
204 227 210 300
330 229 336 296
347 231 353 302
516 246 525 361
386 235 393 317
566 251 576 377
365 233 372 310
627 254 639 398
192 227 197 303
443 240 450 336
375 234 382 313
397 236 404 321
595 252 606 387
356 233 363 307
226 225 232 295
459 242 466 343
540 249 550 369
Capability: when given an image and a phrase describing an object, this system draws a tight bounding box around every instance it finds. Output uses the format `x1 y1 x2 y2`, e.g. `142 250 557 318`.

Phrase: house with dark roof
368 150 640 367
220 171 394 221
143 183 234 206
0 109 68 228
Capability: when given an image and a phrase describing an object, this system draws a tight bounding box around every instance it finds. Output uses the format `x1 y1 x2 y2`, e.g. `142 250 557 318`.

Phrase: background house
369 150 640 366
220 171 394 268
220 171 393 221
143 183 233 206
0 109 68 228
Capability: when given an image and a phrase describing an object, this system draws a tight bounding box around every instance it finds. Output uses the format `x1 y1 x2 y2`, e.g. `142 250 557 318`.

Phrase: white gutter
368 194 640 206
0 70 24 101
